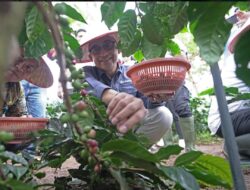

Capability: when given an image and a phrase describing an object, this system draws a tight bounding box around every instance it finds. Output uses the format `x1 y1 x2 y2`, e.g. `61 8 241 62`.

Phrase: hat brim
6 58 53 88
24 58 53 88
228 18 250 53
77 31 119 63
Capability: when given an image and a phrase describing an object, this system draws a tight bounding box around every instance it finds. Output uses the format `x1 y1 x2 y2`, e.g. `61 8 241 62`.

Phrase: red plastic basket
0 117 48 144
126 57 191 97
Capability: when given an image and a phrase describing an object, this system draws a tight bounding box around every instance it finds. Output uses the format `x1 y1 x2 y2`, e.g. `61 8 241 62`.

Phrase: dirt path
37 143 250 189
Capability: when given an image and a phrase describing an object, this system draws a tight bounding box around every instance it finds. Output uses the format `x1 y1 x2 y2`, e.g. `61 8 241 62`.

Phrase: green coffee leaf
101 2 126 29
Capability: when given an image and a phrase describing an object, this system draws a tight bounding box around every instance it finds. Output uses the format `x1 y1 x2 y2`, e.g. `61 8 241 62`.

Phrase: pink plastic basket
0 117 48 144
126 57 191 97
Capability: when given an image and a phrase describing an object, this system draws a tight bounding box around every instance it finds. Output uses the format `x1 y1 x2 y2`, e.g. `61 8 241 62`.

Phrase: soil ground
36 142 250 190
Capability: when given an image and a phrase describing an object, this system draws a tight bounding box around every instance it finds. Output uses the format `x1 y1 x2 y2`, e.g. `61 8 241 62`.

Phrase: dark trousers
216 108 250 137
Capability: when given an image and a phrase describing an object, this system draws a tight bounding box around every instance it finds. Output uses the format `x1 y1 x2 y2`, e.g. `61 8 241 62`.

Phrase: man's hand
106 92 147 133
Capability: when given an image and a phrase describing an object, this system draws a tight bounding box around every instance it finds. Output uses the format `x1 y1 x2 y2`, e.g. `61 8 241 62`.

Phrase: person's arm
83 66 147 133
101 88 119 105
83 66 112 100
5 90 28 117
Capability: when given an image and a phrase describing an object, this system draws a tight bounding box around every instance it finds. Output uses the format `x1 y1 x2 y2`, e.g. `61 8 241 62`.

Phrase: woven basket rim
126 57 191 78
0 117 49 122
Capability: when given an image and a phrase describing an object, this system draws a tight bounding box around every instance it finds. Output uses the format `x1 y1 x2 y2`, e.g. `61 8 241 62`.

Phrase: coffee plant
1 1 250 189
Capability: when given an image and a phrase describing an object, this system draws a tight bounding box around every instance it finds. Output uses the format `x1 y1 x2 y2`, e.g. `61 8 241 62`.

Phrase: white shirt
208 28 250 135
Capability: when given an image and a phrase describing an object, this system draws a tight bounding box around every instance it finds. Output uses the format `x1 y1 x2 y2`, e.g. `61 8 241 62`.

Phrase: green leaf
186 154 233 188
234 2 250 11
187 2 215 24
118 10 137 47
166 39 181 56
110 151 163 176
34 172 46 179
133 50 144 63
102 139 157 162
63 33 80 52
24 29 53 59
5 165 28 180
174 151 203 166
101 2 126 29
25 6 45 43
47 156 67 168
142 37 163 59
54 3 86 23
161 166 200 190
228 93 250 104
155 145 183 161
198 87 215 96
198 86 240 97
234 30 250 86
5 179 34 190
18 21 28 46
122 169 168 188
0 151 28 166
138 2 154 14
160 2 188 35
141 13 165 45
224 86 240 96
191 2 233 65
118 29 141 57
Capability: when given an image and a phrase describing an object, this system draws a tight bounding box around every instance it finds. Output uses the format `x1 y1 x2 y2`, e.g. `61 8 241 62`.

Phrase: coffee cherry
88 156 95 166
79 110 89 118
94 164 102 173
71 70 80 80
74 101 87 112
80 134 87 142
71 114 80 122
89 146 99 154
87 139 98 148
80 89 88 96
60 113 71 123
83 126 92 133
72 80 82 90
87 129 96 138
68 64 76 72
60 104 67 112
82 82 88 87
79 149 88 160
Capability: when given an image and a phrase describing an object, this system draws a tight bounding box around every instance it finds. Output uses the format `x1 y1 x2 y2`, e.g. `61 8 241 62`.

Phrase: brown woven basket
0 117 48 144
126 57 191 97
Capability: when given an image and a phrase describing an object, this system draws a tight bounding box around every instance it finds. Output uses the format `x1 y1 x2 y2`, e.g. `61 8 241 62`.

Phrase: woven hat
6 57 53 88
77 23 119 63
228 17 250 53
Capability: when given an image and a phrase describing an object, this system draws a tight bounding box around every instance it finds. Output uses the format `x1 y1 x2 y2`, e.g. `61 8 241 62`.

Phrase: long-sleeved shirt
83 64 164 109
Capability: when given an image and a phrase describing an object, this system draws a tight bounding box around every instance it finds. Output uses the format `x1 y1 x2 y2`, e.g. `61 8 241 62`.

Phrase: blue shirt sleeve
83 65 165 109
83 66 111 99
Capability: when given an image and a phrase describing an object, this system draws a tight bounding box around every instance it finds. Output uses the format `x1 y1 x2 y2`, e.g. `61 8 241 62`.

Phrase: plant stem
35 2 82 135
34 2 70 112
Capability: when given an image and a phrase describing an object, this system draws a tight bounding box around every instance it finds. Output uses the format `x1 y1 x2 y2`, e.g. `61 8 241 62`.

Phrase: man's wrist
102 89 119 105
